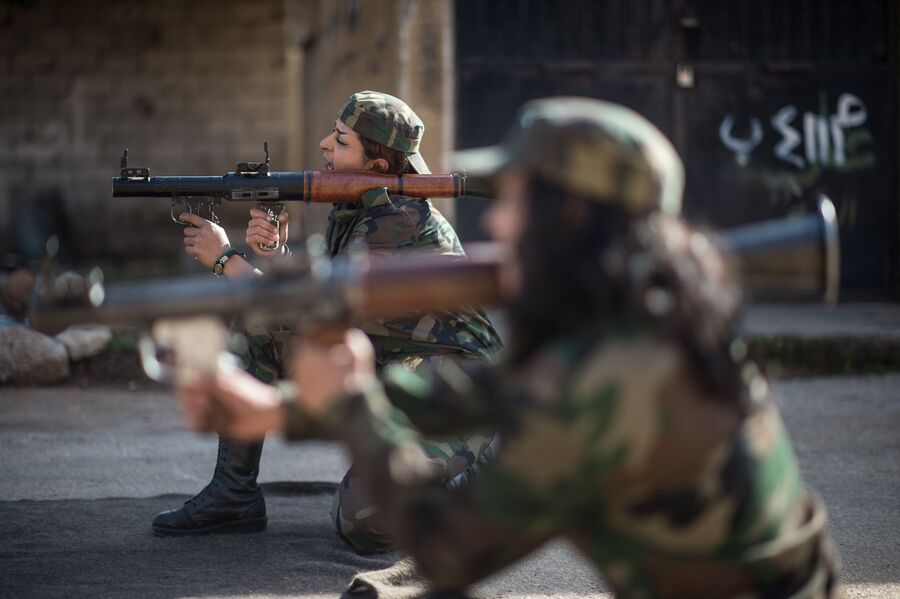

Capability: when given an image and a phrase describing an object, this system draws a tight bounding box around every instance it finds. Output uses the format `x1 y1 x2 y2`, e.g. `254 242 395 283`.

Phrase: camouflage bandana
452 97 684 214
339 90 431 174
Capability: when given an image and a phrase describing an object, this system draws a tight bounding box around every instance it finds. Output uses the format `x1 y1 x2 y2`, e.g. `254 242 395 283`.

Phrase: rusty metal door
455 0 898 296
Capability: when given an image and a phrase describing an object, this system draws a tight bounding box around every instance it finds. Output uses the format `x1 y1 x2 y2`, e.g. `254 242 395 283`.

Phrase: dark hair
507 175 743 396
360 137 411 175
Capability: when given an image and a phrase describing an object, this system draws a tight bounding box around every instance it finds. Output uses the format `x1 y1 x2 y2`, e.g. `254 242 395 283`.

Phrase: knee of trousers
330 471 394 554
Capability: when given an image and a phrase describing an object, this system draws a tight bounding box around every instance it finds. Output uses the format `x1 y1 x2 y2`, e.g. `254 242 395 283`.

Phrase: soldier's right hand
292 329 376 420
175 374 216 434
180 213 230 268
246 208 289 257
175 361 282 441
209 360 282 441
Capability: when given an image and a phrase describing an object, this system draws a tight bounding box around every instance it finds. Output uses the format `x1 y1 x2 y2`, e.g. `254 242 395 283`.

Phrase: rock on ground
0 324 69 385
56 324 113 361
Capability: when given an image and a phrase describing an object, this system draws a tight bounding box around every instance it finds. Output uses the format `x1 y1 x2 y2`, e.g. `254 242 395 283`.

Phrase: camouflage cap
452 97 684 214
339 90 431 174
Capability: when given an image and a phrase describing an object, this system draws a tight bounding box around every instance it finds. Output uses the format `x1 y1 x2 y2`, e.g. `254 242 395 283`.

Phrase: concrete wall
0 0 455 268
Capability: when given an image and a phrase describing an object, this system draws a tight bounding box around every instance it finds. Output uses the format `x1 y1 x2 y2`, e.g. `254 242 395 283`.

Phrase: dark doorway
455 0 898 297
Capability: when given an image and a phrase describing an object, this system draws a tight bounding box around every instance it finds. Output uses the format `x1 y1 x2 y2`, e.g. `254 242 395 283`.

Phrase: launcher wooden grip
356 245 508 319
306 171 466 203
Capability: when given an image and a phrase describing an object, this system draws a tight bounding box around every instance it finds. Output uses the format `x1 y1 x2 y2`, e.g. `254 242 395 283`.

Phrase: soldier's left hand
292 328 376 418
180 213 230 268
246 208 289 257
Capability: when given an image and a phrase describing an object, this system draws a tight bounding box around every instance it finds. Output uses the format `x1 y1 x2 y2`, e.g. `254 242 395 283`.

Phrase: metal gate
455 0 898 297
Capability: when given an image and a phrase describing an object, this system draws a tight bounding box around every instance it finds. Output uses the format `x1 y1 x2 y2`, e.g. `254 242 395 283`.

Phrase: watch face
213 262 224 275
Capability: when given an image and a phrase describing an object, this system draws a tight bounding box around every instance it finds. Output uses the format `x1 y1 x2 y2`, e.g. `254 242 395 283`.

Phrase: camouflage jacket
244 189 501 382
325 188 502 367
298 326 839 598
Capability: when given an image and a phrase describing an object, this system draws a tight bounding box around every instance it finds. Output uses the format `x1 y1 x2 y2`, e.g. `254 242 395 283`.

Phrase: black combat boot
152 437 267 536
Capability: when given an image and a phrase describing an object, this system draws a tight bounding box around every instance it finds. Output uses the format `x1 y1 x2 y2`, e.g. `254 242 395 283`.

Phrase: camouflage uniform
326 188 499 365
242 327 290 384
325 92 502 553
285 98 840 596
301 332 837 598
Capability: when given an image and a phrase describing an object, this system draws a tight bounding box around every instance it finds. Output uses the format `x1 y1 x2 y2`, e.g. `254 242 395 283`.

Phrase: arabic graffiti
719 93 874 171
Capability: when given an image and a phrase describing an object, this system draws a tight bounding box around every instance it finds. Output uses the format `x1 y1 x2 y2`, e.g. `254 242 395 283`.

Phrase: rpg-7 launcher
34 243 506 383
114 143 491 251
31 198 839 384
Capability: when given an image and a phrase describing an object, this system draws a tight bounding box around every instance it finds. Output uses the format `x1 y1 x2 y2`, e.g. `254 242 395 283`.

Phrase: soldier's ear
370 158 390 173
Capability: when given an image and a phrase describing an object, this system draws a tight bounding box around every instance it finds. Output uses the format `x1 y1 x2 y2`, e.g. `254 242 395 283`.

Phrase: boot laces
185 445 229 508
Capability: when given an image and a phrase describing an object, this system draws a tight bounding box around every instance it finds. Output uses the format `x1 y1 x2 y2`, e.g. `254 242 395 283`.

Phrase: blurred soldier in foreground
155 91 501 553
179 97 840 597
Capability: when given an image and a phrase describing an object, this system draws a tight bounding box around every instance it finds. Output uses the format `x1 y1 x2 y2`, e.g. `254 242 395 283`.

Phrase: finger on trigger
248 236 276 247
251 225 278 240
179 212 207 227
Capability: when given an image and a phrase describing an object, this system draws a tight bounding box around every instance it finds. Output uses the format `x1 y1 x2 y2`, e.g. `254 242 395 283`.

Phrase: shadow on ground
0 483 609 599
0 487 398 599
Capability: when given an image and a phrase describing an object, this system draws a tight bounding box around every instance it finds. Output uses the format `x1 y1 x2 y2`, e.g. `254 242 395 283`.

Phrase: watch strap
213 246 245 275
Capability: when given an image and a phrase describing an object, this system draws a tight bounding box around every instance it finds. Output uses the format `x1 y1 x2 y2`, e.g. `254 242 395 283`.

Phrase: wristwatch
213 247 244 276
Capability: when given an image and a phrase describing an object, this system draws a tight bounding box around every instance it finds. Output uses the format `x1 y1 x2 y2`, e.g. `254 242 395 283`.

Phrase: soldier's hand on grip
246 208 289 257
175 374 217 434
207 360 283 441
292 329 375 419
180 213 231 268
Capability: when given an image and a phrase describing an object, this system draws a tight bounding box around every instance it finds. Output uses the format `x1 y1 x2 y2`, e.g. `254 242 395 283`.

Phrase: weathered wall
0 0 456 268
288 0 456 238
0 0 293 266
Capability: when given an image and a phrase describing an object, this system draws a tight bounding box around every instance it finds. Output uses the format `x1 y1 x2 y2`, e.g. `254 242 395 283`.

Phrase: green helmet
338 90 430 174
452 97 684 214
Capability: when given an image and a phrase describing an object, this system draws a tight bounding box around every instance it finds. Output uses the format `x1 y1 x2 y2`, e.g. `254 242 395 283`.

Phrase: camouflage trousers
242 328 291 384
331 432 496 554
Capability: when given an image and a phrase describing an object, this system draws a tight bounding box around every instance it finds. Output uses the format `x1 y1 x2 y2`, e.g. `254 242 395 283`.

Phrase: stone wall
0 0 293 265
287 0 456 239
0 0 455 268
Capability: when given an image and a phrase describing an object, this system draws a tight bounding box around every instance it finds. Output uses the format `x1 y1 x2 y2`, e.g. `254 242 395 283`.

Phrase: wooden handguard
358 245 507 318
306 171 466 203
